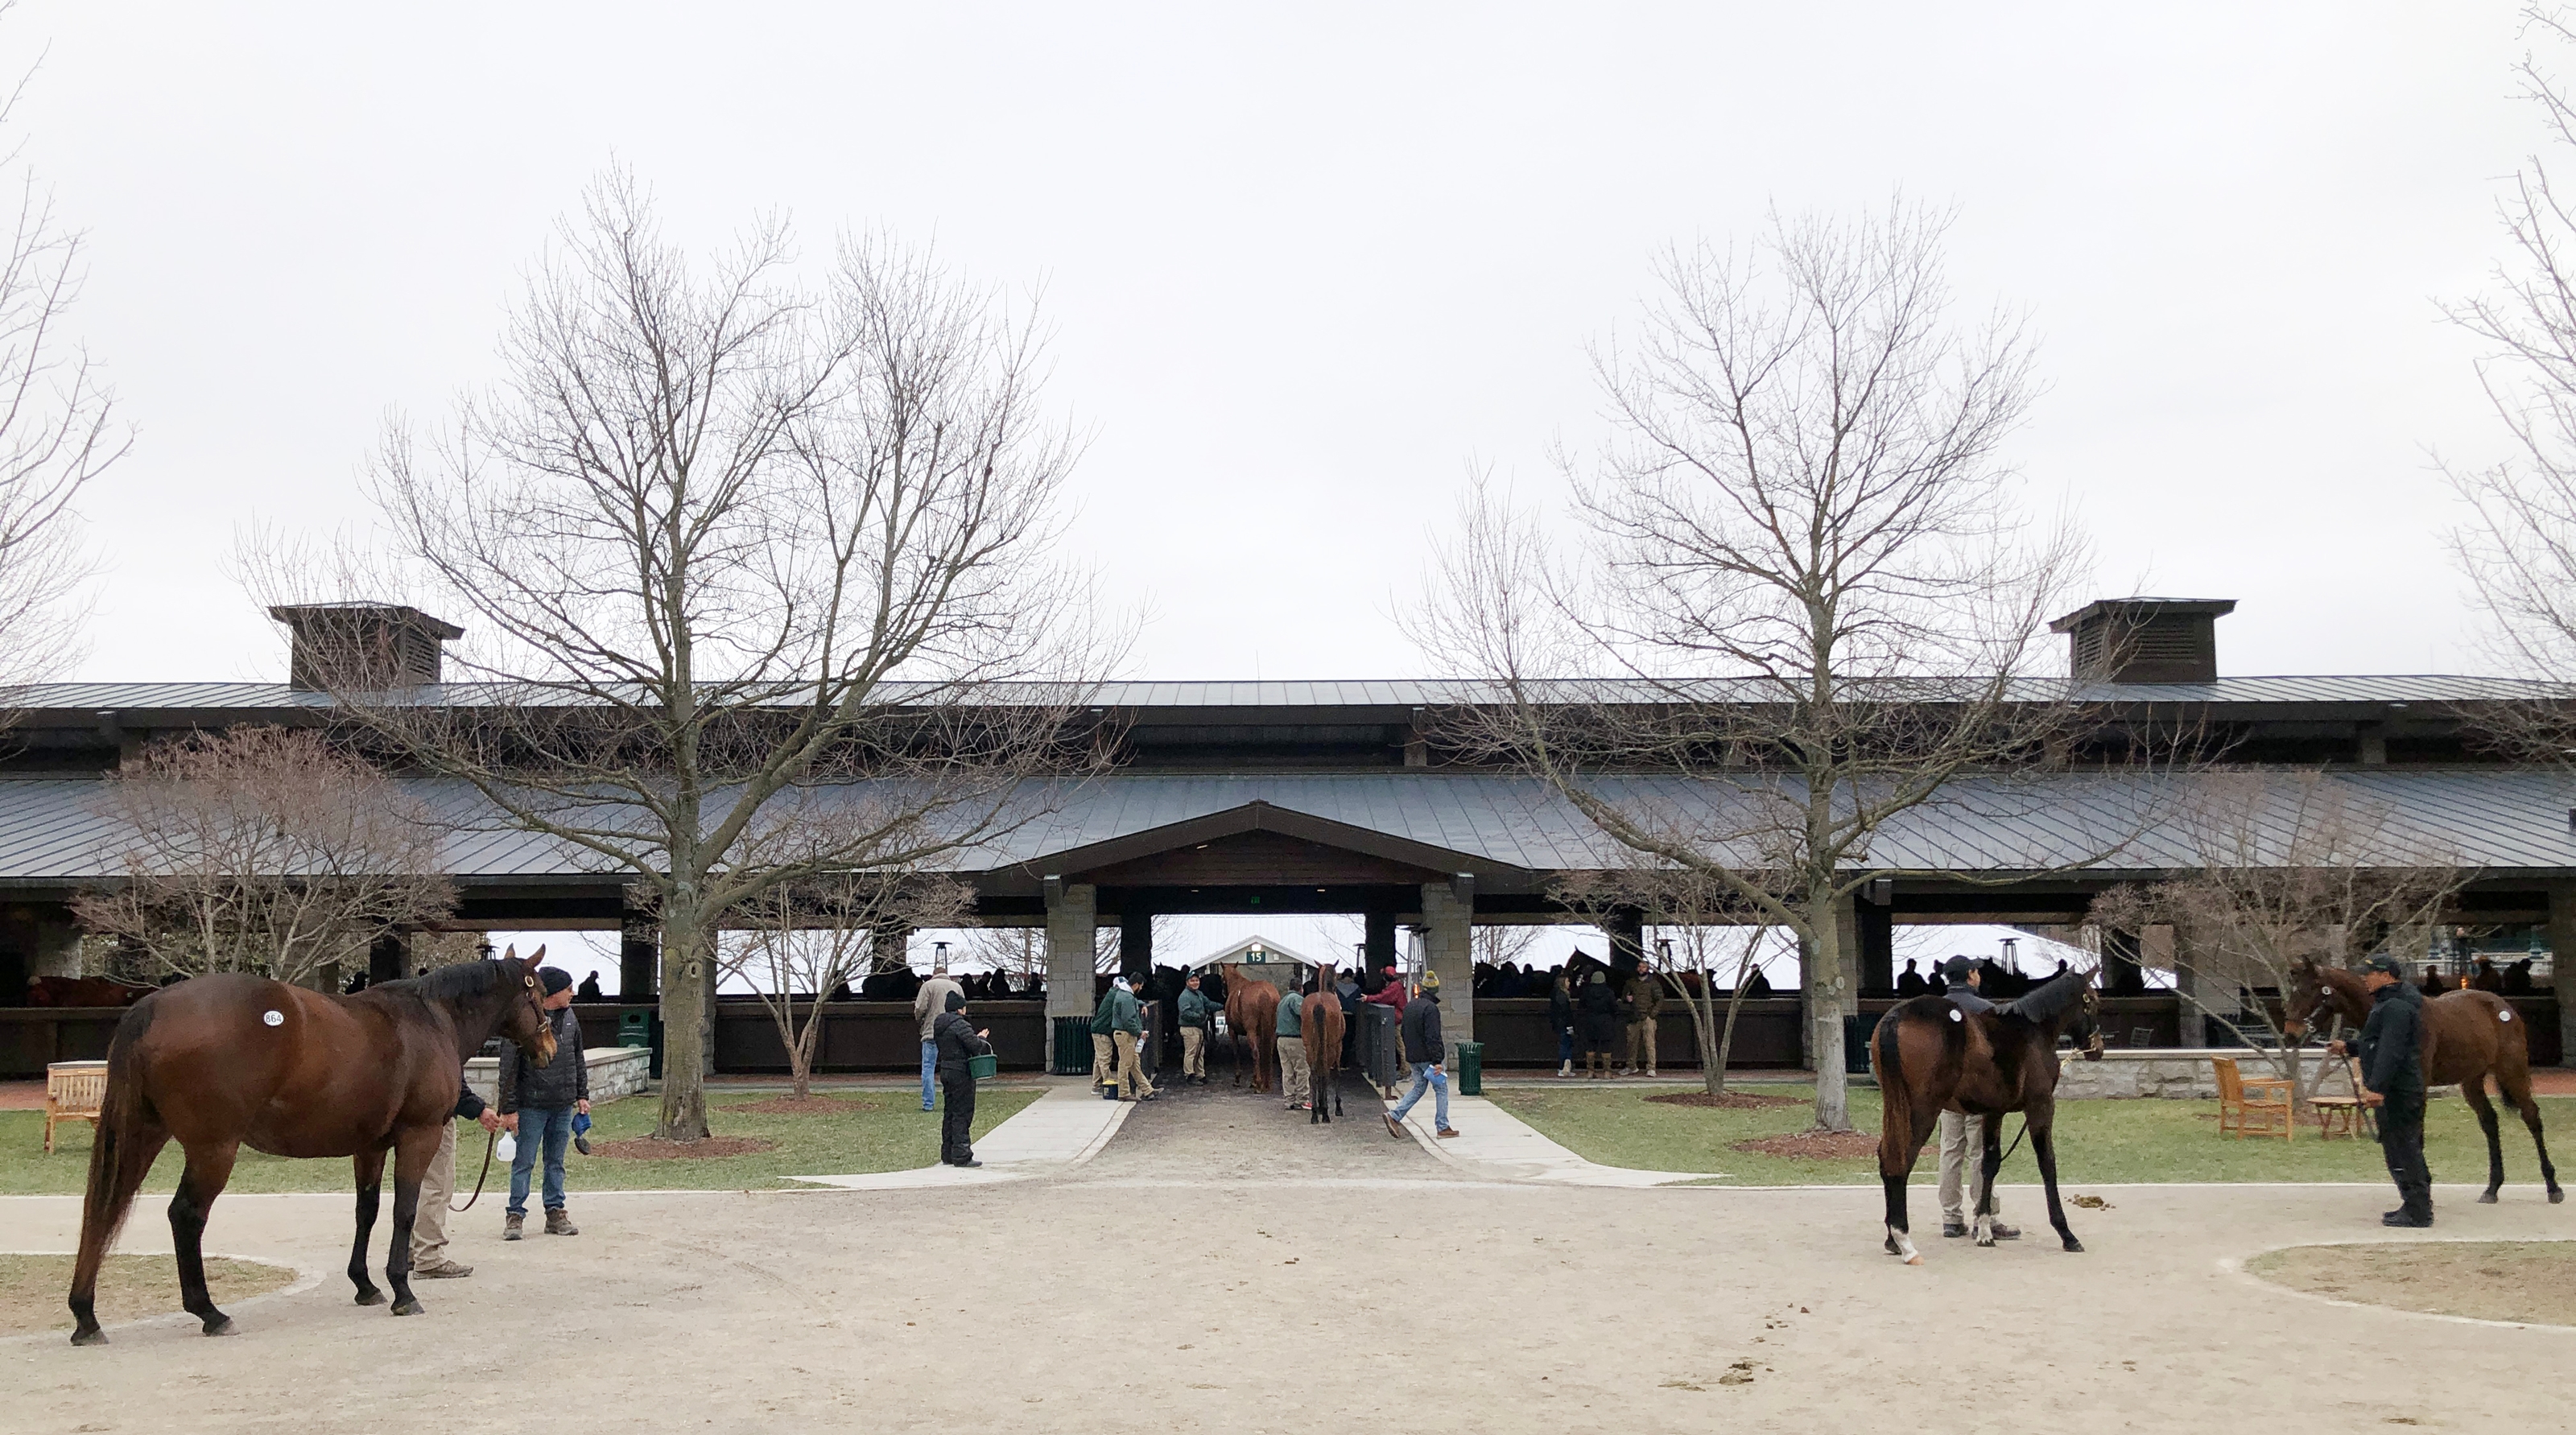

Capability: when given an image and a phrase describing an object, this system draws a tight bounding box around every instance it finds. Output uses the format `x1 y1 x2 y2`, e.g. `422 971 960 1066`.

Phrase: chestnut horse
2285 956 2562 1205
68 949 556 1345
1224 963 1281 1095
1872 970 2103 1264
1302 964 1347 1124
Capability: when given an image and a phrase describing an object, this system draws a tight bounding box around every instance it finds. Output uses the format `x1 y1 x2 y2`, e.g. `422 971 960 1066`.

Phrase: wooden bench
2213 1056 2293 1140
2309 1054 2380 1140
44 1060 107 1154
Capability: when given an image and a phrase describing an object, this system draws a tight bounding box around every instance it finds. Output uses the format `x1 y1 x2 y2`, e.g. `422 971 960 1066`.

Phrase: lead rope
449 1126 497 1213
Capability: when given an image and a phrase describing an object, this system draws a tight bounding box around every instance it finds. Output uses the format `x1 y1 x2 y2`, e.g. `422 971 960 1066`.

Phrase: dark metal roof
4 767 2570 886
2 674 2558 717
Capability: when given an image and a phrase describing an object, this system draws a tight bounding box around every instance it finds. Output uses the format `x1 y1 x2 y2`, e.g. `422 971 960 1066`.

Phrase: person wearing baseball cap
1934 956 2017 1240
2330 953 2433 1227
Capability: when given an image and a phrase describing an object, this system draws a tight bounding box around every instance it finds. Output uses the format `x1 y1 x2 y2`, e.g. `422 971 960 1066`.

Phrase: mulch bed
721 1096 882 1115
588 1136 778 1161
1649 1091 1804 1111
1730 1129 1880 1161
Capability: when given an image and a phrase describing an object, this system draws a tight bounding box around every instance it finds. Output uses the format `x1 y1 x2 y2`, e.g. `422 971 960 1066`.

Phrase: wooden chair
2212 1056 2293 1140
43 1060 108 1154
2309 1055 2380 1140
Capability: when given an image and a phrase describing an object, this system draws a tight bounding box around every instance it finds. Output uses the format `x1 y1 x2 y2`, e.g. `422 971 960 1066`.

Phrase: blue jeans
921 1040 939 1110
1556 1028 1575 1065
507 1105 574 1215
1390 1061 1450 1130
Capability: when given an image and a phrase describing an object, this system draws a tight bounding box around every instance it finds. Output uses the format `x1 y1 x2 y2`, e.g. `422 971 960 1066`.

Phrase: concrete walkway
788 1079 1132 1190
1384 1087 1721 1186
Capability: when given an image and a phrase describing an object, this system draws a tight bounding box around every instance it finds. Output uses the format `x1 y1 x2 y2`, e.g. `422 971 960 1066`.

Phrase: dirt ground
2248 1240 2576 1326
2 1078 2572 1433
0 1255 292 1338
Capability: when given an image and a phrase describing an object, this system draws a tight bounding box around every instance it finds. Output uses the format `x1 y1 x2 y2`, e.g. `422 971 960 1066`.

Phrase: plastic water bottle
495 1131 517 1161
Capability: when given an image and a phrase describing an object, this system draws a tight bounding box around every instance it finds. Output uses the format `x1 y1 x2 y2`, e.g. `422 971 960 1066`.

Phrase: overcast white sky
7 2 2552 688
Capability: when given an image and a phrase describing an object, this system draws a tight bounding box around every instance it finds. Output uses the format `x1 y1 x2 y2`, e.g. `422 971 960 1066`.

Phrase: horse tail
69 997 162 1341
1872 1011 1909 1167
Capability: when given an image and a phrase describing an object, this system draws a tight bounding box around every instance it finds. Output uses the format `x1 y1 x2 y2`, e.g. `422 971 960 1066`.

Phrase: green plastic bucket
967 1053 999 1081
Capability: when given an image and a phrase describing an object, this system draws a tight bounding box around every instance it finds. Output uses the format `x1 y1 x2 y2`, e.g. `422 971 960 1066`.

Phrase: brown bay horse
68 949 556 1344
1302 964 1347 1124
2286 956 2562 1205
1872 971 2103 1264
1224 963 1280 1095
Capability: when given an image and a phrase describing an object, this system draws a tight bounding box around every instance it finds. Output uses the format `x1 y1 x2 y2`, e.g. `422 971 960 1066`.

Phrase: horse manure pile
0 1254 293 1337
721 1096 881 1115
1730 1129 1877 1160
590 1136 778 1160
2248 1240 2576 1326
1648 1091 1803 1110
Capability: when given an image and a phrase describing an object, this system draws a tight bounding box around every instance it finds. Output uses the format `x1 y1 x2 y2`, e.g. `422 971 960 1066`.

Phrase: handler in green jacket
1176 972 1215 1086
1097 974 1155 1102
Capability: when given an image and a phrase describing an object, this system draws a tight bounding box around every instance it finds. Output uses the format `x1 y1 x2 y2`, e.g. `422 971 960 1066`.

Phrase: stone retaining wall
464 1045 652 1107
2052 1049 2243 1100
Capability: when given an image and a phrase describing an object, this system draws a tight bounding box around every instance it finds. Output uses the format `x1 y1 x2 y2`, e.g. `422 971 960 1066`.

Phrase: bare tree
0 16 126 691
1558 864 1773 1096
1417 202 2094 1132
1471 923 1544 970
73 728 455 986
2445 9 2576 1067
2087 769 2467 1111
721 874 970 1099
261 173 1113 1140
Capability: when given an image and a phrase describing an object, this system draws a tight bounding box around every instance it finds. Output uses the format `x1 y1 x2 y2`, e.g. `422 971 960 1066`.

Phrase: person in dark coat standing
1577 969 1621 1078
2333 952 2433 1227
1381 970 1457 1139
499 967 588 1240
931 990 993 1167
1550 971 1577 1078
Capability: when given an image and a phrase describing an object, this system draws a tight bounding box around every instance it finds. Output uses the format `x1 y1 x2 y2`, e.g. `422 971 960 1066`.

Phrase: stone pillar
367 931 409 986
1421 877 1475 1062
1119 904 1154 979
2550 887 2576 1070
29 914 81 979
620 917 658 999
1044 880 1097 1070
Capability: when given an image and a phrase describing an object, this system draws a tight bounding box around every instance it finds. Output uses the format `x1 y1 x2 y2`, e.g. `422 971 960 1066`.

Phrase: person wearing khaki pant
1111 1029 1154 1099
411 1081 502 1279
1275 988 1312 1109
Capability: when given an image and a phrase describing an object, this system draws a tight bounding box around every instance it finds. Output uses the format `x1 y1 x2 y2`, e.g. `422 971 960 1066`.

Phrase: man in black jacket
1381 971 1459 1140
932 990 994 1167
2335 953 2433 1227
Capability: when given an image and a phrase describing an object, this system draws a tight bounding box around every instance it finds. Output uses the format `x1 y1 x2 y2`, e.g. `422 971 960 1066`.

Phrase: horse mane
383 959 508 1007
2008 970 2091 1026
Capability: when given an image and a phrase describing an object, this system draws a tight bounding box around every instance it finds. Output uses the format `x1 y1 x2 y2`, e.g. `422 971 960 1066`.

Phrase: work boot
1436 1128 1460 1139
503 1212 525 1241
544 1208 579 1236
1942 1221 1968 1239
2382 1210 2433 1228
1382 1112 1404 1140
413 1258 473 1279
1989 1223 2021 1240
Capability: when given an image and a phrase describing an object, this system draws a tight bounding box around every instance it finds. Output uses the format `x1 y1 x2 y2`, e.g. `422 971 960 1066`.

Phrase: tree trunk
657 898 712 1141
1715 982 1757 1097
1806 892 1852 1132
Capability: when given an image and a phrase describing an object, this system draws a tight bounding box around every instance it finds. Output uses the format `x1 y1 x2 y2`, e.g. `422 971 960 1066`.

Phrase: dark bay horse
1302 965 1346 1124
1224 963 1281 1095
68 950 555 1344
2285 956 2562 1205
1872 970 2103 1264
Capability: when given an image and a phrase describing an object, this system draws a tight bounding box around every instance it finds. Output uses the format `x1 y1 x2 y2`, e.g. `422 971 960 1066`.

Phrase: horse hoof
2552 1189 2566 1205
355 1288 386 1306
2479 1191 2500 1206
2062 1239 2085 1254
390 1298 423 1317
201 1316 233 1337
1904 1254 1923 1266
1975 1238 1996 1249
69 1327 106 1347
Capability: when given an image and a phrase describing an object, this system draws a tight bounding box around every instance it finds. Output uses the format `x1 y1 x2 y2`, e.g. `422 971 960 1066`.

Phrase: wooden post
619 917 658 999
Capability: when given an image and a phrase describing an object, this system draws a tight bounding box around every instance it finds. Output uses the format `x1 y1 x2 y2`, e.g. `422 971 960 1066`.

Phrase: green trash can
1051 1016 1095 1076
617 1010 650 1049
1455 1041 1484 1096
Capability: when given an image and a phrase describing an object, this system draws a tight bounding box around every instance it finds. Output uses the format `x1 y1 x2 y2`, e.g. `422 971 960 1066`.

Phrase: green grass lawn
1490 1086 2576 1187
0 1087 1041 1196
